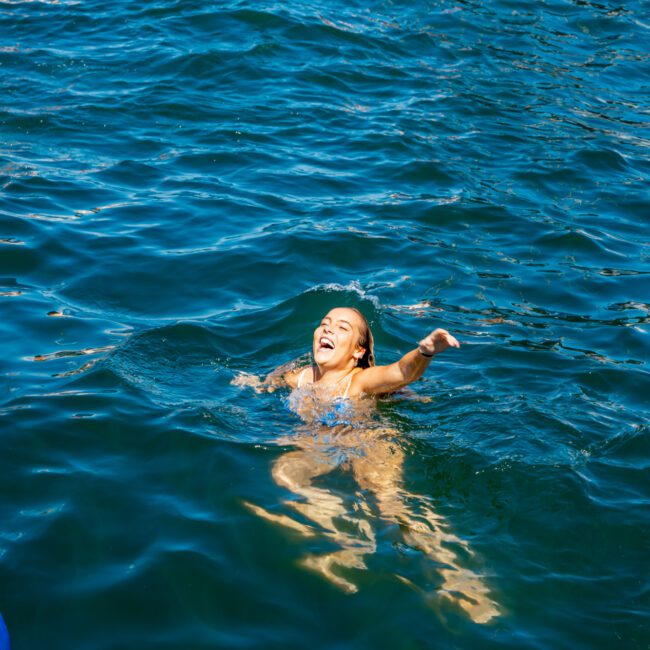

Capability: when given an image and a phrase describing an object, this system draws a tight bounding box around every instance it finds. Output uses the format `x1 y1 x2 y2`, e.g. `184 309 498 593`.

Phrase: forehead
322 308 362 329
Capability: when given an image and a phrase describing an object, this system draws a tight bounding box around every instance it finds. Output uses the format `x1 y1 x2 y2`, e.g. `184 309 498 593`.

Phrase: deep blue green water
1 0 649 647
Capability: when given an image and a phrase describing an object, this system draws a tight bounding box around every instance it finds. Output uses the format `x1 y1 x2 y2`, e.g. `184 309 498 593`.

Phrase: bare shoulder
349 362 404 396
264 359 310 390
284 365 311 389
348 366 380 397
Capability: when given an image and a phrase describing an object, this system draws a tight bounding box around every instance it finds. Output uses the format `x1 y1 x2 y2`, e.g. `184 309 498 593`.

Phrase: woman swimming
235 307 499 623
245 306 459 400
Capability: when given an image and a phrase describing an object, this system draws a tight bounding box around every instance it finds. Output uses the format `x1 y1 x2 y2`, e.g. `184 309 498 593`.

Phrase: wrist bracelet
418 349 434 358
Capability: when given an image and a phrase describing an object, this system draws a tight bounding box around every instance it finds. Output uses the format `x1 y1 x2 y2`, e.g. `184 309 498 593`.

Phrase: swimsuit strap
341 372 354 399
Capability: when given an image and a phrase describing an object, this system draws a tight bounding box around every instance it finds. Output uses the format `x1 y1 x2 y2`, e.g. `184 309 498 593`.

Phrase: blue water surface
1 0 649 648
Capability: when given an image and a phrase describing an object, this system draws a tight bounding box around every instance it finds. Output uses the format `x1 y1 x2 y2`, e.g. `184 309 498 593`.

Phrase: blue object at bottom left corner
0 613 9 650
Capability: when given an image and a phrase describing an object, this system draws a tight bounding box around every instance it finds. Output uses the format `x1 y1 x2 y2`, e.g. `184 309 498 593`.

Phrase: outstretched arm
352 329 459 396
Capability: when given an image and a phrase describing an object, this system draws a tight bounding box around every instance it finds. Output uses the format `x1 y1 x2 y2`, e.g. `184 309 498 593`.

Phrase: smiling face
312 307 366 370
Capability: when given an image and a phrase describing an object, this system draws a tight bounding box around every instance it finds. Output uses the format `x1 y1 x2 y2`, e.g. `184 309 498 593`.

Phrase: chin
314 350 337 367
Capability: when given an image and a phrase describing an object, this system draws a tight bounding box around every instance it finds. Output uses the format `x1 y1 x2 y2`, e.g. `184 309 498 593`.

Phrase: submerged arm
262 360 305 391
353 328 459 396
232 359 307 393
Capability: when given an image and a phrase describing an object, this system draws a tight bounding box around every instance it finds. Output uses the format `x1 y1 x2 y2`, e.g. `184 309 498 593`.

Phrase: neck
314 364 356 384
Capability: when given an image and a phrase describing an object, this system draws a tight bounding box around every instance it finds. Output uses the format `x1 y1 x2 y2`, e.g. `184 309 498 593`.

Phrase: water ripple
1 0 648 647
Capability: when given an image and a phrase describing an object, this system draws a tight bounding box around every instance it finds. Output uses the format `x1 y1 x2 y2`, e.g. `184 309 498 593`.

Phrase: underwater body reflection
243 382 500 625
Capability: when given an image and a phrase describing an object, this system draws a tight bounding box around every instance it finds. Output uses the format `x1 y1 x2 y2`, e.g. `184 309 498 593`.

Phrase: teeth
319 337 334 349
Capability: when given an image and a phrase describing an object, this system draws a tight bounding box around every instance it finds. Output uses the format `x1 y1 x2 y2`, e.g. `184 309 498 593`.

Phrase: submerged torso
287 366 363 426
281 366 393 466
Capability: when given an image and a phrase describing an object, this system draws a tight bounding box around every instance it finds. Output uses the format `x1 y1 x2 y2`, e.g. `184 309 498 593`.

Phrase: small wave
104 322 230 406
305 280 382 308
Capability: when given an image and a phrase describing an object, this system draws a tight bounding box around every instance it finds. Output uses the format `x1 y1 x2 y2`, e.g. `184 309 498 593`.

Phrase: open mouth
318 337 335 351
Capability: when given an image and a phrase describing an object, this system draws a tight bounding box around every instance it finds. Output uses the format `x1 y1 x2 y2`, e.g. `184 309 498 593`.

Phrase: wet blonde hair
350 307 375 368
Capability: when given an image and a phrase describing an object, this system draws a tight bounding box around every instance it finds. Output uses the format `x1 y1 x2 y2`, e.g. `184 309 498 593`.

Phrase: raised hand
418 328 460 356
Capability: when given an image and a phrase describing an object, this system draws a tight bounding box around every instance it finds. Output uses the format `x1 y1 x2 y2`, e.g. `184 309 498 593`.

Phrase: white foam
304 280 381 308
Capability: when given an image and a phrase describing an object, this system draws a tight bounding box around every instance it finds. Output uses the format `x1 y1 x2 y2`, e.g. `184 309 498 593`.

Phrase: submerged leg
272 450 345 533
243 500 317 537
252 449 375 593
244 450 333 537
352 437 500 623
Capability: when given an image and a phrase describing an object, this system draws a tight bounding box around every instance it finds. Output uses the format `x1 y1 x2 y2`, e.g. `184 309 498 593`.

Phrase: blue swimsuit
288 367 356 427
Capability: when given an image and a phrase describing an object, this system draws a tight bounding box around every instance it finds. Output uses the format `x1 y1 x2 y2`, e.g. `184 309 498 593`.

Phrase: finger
447 334 460 348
